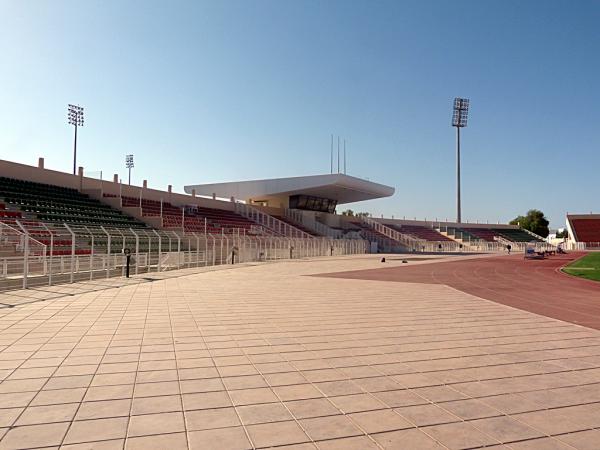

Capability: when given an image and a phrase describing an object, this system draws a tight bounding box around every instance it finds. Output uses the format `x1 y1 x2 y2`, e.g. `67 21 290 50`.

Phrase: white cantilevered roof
184 173 394 205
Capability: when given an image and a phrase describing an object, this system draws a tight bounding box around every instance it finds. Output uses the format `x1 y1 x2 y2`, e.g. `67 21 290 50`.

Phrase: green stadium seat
0 176 148 229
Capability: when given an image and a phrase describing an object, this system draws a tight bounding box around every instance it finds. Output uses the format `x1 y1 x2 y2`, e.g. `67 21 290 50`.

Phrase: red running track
317 252 600 330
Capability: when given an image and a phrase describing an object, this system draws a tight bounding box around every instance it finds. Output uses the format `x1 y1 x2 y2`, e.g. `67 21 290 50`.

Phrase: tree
341 210 370 217
556 229 569 239
510 209 550 238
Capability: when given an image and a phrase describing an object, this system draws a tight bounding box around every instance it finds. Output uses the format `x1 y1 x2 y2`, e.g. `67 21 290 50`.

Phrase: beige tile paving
126 432 188 450
14 402 79 426
128 411 186 437
186 407 241 431
236 402 294 425
1 255 600 449
188 426 251 450
0 422 70 449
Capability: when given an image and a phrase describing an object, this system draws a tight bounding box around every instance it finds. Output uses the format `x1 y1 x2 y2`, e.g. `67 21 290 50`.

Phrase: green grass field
563 252 600 282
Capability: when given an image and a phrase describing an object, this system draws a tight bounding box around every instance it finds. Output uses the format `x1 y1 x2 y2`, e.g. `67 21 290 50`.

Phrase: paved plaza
1 255 600 449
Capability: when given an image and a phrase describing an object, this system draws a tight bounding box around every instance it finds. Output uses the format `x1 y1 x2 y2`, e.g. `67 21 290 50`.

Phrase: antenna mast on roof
330 134 333 174
344 139 346 174
337 136 340 173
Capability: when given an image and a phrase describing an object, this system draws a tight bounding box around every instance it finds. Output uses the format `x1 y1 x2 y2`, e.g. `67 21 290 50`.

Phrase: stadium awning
184 173 394 205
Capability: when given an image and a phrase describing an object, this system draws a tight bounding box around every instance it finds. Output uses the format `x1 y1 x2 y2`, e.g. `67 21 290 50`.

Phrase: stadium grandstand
566 214 600 250
184 174 549 253
0 157 553 291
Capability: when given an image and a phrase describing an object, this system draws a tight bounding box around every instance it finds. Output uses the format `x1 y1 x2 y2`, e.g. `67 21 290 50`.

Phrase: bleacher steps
234 203 313 239
283 209 343 238
436 229 480 250
360 217 415 250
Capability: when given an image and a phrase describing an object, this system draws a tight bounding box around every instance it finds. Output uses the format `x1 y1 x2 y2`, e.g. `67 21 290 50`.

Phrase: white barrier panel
0 223 369 291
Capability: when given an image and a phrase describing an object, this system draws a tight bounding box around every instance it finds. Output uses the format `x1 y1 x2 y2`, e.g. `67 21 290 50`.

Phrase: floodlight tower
451 97 469 223
68 104 84 175
125 154 134 185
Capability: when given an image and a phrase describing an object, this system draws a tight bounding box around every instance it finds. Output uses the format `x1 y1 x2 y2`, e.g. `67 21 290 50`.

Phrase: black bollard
124 248 131 278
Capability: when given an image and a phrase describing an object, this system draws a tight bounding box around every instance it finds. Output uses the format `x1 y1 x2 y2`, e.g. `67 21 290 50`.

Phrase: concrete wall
248 196 288 209
0 159 81 190
318 212 345 228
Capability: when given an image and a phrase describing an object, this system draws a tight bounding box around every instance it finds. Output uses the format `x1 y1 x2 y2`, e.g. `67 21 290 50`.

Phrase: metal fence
0 222 369 292
567 241 600 251
364 219 555 254
0 222 48 290
436 225 556 253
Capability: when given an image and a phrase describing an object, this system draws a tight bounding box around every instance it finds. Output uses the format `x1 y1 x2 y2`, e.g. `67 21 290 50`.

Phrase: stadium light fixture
68 104 84 175
125 154 134 185
451 97 469 223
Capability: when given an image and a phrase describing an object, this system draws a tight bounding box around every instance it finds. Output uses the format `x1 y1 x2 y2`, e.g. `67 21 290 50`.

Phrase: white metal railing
312 221 343 239
284 209 343 238
493 237 553 252
234 203 313 239
438 226 503 252
361 216 424 249
285 208 304 225
248 225 276 236
568 241 600 250
436 226 487 250
363 218 544 253
494 235 513 246
521 227 551 243
0 223 368 292
436 224 556 252
1 221 48 288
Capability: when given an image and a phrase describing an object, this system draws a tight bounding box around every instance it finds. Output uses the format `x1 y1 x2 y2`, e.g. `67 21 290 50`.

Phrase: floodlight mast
125 154 134 185
68 104 84 175
451 97 469 223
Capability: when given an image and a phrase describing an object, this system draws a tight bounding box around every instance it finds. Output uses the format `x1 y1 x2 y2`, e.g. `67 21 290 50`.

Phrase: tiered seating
0 202 21 219
450 227 542 243
191 206 259 233
446 227 481 241
571 219 600 243
272 215 320 236
461 228 498 242
390 224 453 241
494 228 543 242
0 177 146 228
122 197 180 217
120 196 260 234
349 221 393 242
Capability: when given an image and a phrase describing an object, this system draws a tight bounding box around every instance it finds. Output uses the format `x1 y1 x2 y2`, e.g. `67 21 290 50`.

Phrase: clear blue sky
1 0 599 228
